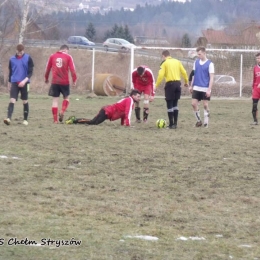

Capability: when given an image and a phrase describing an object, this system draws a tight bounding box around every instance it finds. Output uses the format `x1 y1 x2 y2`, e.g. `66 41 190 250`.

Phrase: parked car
67 36 95 47
214 75 236 85
103 38 136 51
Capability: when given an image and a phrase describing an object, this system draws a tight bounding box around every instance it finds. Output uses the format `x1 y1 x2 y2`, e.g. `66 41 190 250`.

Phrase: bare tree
19 0 30 43
15 0 65 43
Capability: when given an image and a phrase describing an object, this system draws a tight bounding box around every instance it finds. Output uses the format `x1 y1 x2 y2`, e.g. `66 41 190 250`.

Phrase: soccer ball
156 119 166 128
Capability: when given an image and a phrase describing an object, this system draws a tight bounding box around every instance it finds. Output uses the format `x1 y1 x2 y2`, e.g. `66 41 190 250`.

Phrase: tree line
1 0 259 46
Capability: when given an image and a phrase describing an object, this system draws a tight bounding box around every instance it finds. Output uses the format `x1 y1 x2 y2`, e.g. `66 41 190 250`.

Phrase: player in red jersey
132 66 155 122
65 89 141 126
44 45 77 123
251 52 260 125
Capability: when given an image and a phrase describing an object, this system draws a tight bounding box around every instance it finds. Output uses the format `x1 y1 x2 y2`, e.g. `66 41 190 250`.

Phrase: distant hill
23 0 260 46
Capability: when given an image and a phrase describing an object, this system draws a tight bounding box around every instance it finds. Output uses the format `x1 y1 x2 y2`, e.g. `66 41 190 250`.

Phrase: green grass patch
0 94 259 260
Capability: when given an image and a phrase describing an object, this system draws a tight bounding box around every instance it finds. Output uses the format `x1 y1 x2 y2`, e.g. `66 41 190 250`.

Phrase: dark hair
60 44 69 50
137 66 145 75
255 52 260 57
130 89 141 96
162 50 170 57
16 44 24 52
196 46 206 52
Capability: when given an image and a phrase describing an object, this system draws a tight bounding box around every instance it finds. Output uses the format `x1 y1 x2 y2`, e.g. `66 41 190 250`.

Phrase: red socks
61 100 69 114
52 107 58 123
52 100 69 123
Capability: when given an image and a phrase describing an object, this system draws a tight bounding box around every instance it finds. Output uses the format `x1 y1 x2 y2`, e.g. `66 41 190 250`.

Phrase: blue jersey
9 54 32 83
193 59 211 89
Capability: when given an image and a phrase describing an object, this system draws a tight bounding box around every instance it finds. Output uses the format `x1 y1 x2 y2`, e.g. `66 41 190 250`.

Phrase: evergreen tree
181 33 191 48
104 24 134 42
111 24 119 37
124 25 134 43
85 22 96 41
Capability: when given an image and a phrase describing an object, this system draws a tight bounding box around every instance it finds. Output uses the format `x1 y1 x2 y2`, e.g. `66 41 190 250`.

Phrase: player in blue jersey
189 46 214 128
3 44 34 126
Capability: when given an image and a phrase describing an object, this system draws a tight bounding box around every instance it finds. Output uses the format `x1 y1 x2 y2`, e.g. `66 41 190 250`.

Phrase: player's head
162 50 170 59
196 46 206 53
196 46 206 60
130 89 141 103
137 66 145 76
16 44 24 56
255 52 260 64
60 45 69 53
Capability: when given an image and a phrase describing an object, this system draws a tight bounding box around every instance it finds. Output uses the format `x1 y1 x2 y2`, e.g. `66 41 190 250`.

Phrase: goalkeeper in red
251 52 260 125
132 66 155 122
65 89 141 126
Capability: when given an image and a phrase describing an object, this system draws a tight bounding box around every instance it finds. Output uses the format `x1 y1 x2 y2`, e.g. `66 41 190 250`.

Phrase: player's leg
21 83 29 125
134 102 141 123
172 99 179 128
59 85 70 123
134 88 142 122
50 84 60 123
143 93 150 122
191 90 202 127
203 100 210 128
85 109 108 125
166 99 174 128
172 82 181 128
4 83 18 125
252 99 259 124
202 92 210 128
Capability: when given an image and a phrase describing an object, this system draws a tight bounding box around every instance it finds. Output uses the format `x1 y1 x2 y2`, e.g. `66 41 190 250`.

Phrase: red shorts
252 87 260 99
135 85 152 96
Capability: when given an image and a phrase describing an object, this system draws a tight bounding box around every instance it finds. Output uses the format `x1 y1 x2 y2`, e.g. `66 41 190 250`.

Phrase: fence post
130 46 134 91
91 48 95 92
240 54 243 97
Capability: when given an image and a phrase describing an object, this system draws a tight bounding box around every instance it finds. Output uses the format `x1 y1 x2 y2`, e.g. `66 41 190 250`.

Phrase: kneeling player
65 90 141 126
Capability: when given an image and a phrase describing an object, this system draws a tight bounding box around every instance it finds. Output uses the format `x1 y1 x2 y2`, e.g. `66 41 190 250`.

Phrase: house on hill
196 23 260 49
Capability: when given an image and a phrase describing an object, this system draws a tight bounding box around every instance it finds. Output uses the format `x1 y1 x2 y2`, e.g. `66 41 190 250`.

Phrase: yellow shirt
155 56 188 88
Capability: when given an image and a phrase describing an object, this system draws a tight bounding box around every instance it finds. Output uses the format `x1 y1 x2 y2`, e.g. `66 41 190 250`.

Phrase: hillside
38 0 260 44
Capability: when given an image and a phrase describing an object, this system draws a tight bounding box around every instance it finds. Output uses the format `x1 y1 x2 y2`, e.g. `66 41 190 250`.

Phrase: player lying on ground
65 89 141 126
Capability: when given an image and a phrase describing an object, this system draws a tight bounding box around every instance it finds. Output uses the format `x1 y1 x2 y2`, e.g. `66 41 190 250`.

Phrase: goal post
129 46 257 98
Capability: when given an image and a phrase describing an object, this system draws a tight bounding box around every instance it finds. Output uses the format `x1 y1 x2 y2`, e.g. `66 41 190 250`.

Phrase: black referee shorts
164 81 181 100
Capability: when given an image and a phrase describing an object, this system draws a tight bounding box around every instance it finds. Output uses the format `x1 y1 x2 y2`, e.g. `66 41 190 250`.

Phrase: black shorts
192 90 210 101
50 84 70 98
164 81 181 100
10 82 29 101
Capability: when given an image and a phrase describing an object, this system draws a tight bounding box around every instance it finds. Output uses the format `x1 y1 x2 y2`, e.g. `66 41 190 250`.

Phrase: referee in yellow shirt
155 50 189 129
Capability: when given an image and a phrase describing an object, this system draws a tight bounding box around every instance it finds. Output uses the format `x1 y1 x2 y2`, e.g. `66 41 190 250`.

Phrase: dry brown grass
0 46 254 99
0 93 259 260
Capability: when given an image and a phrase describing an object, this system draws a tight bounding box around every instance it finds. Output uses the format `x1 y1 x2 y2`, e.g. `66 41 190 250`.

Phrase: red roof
202 26 260 46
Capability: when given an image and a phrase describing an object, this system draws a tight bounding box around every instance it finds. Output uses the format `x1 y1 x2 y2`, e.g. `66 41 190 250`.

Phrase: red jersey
44 51 77 85
252 64 260 99
132 66 155 95
104 96 134 126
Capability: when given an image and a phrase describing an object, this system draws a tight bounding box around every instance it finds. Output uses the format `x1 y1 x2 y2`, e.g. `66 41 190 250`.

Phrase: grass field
0 93 259 260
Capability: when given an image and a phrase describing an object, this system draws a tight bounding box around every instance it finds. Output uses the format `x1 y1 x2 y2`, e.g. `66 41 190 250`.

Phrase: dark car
67 36 95 47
